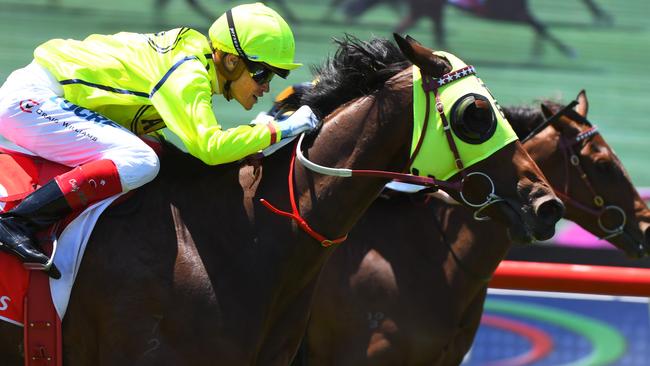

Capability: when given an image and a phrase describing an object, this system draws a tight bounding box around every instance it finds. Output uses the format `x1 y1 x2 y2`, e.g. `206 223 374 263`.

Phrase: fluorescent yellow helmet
209 2 301 78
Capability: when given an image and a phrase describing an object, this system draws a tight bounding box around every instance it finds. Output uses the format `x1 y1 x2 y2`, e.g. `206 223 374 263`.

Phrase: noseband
525 102 627 240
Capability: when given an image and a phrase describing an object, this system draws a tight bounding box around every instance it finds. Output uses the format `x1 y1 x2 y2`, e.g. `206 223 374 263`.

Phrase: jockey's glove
276 105 320 139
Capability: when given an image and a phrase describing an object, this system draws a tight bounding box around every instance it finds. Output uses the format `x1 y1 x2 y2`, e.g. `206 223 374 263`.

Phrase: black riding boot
0 180 71 279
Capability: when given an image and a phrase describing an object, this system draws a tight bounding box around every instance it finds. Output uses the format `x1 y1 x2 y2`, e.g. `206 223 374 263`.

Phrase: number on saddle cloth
450 93 497 144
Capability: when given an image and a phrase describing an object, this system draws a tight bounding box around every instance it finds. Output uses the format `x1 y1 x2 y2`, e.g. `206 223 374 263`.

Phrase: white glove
250 112 274 126
276 105 320 139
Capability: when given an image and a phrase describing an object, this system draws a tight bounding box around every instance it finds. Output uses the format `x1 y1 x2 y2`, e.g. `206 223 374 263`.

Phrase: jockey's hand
249 112 274 126
276 105 320 139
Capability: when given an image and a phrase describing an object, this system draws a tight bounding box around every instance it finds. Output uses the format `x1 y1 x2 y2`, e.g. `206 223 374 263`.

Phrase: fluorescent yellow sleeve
150 59 280 165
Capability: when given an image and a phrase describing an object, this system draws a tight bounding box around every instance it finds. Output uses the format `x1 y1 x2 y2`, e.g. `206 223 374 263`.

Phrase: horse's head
521 90 650 257
393 34 563 243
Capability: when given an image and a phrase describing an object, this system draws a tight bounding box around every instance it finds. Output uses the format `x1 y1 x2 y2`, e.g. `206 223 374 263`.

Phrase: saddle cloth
0 150 122 325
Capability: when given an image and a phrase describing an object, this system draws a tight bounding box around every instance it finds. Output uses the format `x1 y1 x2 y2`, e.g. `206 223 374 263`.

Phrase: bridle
413 66 505 221
523 101 627 241
261 65 506 246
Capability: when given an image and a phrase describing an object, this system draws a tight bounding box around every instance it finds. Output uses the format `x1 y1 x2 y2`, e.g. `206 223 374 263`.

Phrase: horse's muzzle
531 196 564 241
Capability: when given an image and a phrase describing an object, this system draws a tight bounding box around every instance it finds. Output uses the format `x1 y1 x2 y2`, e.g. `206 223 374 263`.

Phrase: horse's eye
450 93 497 144
592 156 618 176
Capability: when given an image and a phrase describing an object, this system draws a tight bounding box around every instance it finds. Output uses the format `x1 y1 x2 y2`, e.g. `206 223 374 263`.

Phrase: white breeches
0 61 159 191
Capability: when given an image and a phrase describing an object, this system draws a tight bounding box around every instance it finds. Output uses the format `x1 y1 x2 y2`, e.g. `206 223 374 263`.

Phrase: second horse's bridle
523 101 627 241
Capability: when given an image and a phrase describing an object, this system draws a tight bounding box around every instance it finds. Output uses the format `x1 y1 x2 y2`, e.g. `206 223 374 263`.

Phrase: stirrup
22 235 58 274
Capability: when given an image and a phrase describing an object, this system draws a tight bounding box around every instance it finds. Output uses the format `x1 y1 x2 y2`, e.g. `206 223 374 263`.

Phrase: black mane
502 100 563 140
301 34 410 119
156 36 410 176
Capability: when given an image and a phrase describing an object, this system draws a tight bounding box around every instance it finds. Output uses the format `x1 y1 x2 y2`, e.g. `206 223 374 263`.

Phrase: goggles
248 62 275 85
226 10 290 85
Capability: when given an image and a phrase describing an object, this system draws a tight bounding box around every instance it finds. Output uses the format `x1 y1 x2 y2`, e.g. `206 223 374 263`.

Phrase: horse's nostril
536 198 565 225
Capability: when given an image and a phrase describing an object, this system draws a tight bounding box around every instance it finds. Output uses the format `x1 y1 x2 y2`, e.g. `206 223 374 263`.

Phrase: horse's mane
156 35 411 176
300 34 411 118
503 99 563 140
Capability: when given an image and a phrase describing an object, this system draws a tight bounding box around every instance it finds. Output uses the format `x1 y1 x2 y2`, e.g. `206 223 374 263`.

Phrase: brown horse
332 0 613 58
295 90 650 365
0 35 562 365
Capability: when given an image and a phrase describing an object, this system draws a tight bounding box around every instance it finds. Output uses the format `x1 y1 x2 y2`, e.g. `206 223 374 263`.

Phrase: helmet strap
223 81 233 101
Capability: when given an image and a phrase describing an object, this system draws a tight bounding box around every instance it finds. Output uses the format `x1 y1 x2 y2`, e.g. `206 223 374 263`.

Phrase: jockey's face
215 52 270 110
230 68 270 110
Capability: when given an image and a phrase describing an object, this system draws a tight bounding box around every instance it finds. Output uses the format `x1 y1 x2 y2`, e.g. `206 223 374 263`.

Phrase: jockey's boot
0 180 69 279
0 159 123 279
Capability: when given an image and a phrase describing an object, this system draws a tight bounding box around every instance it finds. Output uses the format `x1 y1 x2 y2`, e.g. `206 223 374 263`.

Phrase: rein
260 66 505 248
260 147 347 247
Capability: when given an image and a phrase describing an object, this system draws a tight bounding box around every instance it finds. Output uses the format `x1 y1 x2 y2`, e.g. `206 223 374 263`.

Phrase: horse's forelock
301 34 410 119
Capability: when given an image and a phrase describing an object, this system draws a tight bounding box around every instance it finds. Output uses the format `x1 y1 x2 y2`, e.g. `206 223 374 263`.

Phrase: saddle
0 136 161 366
0 150 70 366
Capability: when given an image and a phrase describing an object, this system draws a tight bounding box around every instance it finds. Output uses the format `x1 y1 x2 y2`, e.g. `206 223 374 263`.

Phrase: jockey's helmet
209 3 301 79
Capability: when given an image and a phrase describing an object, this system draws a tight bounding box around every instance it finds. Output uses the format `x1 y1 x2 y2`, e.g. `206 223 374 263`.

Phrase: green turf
1 0 648 183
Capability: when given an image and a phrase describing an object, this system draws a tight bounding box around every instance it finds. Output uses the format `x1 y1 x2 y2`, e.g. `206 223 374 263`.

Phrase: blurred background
1 0 649 364
1 0 647 182
1 0 647 181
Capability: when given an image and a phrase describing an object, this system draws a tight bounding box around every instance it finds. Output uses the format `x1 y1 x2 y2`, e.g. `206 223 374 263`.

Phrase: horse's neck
293 70 414 240
440 202 511 290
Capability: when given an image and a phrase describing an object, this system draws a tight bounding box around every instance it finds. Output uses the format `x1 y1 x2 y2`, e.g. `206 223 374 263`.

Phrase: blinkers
450 93 497 144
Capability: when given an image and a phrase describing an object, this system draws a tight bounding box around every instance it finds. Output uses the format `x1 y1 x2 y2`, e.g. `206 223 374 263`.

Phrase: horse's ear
394 33 416 61
540 103 553 119
405 35 419 44
575 89 588 118
393 33 449 78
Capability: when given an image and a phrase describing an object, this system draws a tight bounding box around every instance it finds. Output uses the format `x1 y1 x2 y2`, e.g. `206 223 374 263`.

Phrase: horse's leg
0 322 22 365
435 288 488 365
532 31 544 59
185 0 218 23
153 0 172 26
156 0 171 8
427 0 447 48
343 0 383 21
394 3 420 38
525 15 577 58
581 0 613 24
268 0 300 24
325 0 348 20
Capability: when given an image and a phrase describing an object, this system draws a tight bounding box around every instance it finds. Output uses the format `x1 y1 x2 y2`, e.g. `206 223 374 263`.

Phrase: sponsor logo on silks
68 178 80 192
19 99 40 113
49 96 122 129
0 296 10 311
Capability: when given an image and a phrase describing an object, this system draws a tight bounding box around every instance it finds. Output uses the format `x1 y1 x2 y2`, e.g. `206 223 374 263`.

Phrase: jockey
0 2 319 278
